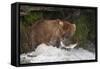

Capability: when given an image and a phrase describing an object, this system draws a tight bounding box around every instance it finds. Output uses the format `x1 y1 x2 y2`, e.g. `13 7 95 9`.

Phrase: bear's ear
72 24 76 32
59 21 63 26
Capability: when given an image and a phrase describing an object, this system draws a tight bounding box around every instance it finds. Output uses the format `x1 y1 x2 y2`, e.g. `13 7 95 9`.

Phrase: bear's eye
62 32 70 38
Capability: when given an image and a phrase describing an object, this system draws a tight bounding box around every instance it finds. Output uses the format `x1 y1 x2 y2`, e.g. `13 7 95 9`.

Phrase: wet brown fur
28 19 76 51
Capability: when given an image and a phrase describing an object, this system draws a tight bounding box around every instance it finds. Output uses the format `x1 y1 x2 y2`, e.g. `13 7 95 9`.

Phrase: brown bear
28 19 76 51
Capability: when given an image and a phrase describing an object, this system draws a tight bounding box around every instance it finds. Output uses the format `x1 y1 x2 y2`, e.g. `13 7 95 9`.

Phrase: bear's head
58 20 76 39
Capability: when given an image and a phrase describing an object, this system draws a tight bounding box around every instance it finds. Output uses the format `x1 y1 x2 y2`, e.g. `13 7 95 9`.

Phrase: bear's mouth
60 41 78 49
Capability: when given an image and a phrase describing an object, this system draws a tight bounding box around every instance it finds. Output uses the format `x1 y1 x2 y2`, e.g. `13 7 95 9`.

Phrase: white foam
20 43 95 64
